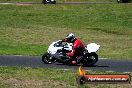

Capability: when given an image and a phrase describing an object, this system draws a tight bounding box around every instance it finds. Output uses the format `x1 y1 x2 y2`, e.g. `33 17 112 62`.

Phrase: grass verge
0 66 131 88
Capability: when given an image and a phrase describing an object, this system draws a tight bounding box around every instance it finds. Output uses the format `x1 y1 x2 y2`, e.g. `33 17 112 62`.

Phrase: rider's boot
76 56 83 64
72 61 76 64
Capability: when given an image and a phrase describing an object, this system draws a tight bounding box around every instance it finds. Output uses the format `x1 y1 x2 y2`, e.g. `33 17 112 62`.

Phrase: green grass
0 2 132 59
0 66 131 88
0 1 131 88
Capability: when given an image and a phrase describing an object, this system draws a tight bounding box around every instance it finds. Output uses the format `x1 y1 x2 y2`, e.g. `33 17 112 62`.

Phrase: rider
62 33 85 64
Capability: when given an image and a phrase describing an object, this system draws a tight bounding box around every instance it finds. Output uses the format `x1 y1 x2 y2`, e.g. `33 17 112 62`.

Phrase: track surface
0 55 132 72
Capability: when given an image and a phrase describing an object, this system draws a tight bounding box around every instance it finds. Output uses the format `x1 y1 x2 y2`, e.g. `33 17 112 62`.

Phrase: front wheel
42 52 53 64
83 53 98 66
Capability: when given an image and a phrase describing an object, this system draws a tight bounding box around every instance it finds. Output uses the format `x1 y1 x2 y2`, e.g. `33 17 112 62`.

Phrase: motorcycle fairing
86 43 100 53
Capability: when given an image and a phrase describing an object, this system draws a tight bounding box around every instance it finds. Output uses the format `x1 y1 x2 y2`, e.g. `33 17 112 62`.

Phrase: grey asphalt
0 55 132 72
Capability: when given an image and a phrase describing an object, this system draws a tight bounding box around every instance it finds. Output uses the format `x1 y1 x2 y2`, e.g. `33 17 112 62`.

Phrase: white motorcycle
117 0 131 3
42 40 100 66
42 0 56 4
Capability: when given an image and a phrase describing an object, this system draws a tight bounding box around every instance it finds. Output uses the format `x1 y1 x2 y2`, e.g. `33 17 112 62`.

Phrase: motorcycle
42 0 56 4
117 0 131 3
42 40 100 66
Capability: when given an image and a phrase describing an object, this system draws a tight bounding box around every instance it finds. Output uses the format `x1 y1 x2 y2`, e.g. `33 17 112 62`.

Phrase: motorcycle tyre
42 52 52 64
83 53 98 66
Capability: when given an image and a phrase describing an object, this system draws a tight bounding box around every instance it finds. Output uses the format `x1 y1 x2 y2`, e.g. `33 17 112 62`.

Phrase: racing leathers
63 38 85 64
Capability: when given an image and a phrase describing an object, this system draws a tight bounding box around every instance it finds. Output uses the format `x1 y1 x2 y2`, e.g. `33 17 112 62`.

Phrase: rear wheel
83 53 98 66
42 52 52 64
42 0 47 4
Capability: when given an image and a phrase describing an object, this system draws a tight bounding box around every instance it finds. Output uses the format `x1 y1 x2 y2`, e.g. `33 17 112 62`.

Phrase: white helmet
66 33 76 43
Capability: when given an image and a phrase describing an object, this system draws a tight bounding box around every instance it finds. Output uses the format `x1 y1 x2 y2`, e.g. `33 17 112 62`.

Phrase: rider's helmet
65 33 76 43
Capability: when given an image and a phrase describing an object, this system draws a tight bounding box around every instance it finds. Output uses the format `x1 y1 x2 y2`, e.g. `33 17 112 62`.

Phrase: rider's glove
62 38 67 42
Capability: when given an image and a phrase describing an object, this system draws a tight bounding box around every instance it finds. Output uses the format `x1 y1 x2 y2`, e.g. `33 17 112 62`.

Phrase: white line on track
0 2 114 5
14 55 25 56
100 58 108 60
123 72 132 74
0 2 16 5
106 71 115 73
